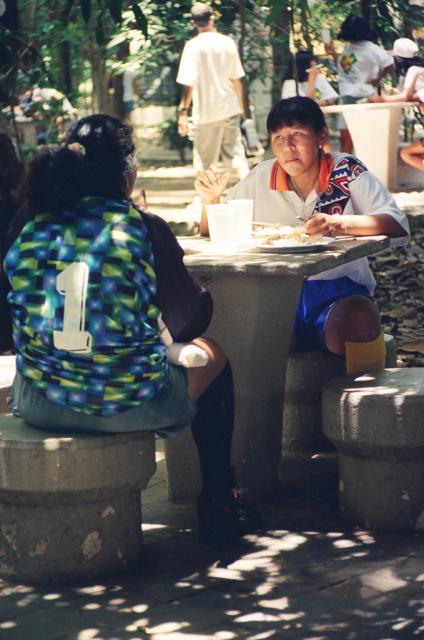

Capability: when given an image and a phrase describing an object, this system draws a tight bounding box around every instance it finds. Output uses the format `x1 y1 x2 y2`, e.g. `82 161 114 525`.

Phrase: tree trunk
270 0 291 105
59 1 75 95
112 74 125 120
299 0 312 50
86 30 112 114
238 0 251 118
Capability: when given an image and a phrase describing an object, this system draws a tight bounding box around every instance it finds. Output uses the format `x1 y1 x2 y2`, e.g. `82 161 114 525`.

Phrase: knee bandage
345 331 385 375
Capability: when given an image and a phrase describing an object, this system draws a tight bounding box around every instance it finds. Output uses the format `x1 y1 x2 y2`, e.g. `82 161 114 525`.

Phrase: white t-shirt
404 65 424 102
176 31 244 126
338 41 393 98
228 153 409 293
281 75 339 102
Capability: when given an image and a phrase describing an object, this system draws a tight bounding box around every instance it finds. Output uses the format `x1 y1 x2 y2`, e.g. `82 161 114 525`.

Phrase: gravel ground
370 213 424 366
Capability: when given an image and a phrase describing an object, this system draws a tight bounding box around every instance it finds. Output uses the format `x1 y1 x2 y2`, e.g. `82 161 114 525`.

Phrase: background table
322 102 415 190
181 236 390 499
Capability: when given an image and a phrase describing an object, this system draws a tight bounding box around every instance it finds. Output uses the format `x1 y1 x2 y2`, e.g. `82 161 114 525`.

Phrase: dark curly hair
27 114 136 216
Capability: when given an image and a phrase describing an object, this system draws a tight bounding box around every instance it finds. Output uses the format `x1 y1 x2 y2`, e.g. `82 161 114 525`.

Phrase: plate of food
251 225 335 253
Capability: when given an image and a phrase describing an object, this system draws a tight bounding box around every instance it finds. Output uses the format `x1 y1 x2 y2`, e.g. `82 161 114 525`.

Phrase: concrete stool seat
0 415 156 584
322 368 424 532
280 334 396 489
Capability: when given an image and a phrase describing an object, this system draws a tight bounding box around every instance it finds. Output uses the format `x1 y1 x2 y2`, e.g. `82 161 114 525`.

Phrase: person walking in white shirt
176 2 249 179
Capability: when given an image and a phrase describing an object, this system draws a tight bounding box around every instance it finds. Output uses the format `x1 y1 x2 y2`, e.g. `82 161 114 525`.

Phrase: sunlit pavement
1 438 424 640
1 167 424 639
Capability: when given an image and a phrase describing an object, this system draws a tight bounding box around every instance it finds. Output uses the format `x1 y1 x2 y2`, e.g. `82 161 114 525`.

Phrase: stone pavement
1 439 424 640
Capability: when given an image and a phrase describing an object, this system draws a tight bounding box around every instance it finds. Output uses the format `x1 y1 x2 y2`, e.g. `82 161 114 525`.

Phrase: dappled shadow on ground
1 475 424 640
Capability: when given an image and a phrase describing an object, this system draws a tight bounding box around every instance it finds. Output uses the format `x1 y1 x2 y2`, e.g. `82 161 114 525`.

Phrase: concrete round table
168 235 390 501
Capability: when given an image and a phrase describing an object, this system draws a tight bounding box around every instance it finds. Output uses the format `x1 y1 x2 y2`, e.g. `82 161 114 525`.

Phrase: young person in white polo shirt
176 2 249 179
195 97 409 375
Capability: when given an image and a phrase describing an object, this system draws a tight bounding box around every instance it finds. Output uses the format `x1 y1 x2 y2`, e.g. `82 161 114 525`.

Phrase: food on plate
253 224 324 246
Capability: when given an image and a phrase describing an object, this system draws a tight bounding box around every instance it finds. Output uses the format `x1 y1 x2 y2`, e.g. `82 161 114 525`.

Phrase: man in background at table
177 2 249 180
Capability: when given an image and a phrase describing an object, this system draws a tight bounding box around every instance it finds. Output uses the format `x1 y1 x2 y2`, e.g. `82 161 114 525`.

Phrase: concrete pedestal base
0 416 156 584
338 453 424 531
323 368 424 532
280 335 396 489
164 428 200 503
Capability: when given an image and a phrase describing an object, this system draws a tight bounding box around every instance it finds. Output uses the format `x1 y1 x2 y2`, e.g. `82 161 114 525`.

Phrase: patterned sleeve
349 163 410 247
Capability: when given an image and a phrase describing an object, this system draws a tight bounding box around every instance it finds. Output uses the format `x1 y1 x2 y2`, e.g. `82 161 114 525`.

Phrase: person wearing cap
369 38 424 173
325 15 393 153
370 37 424 101
176 2 249 179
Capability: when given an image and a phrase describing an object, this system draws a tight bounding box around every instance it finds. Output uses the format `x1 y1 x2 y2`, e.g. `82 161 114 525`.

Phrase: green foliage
158 115 192 163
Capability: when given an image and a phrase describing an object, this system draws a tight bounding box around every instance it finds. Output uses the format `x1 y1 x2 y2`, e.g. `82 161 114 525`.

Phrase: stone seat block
322 368 424 532
0 414 156 584
279 334 396 489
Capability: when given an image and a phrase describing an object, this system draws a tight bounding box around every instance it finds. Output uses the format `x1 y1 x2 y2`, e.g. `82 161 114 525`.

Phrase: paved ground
1 440 424 640
1 163 424 640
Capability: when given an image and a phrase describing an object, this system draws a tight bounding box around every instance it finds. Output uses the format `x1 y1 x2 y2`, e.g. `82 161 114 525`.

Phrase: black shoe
197 490 262 544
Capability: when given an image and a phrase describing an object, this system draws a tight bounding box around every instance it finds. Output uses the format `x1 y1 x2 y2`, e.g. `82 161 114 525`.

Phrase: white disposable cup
228 199 254 244
206 204 239 250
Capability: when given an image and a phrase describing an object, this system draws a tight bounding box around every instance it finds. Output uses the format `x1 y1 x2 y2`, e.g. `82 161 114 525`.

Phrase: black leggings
190 361 235 498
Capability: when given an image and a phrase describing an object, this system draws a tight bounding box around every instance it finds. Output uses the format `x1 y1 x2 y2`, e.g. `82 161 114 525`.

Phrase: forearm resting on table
326 214 407 237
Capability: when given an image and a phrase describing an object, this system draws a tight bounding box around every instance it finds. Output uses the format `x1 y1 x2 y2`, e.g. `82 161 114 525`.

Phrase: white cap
391 38 419 59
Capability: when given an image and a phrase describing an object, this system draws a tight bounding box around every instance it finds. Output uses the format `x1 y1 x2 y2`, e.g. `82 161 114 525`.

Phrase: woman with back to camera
195 97 409 375
370 37 424 173
2 114 260 545
325 15 393 153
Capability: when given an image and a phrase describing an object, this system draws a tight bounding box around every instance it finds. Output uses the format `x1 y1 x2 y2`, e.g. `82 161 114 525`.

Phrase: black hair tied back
27 146 87 216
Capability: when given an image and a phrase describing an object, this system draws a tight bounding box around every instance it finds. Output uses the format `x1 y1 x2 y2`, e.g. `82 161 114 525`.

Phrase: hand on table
194 167 230 204
368 95 384 103
304 213 347 238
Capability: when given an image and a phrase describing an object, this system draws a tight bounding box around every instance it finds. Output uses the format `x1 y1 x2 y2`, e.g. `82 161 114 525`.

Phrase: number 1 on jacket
53 262 92 353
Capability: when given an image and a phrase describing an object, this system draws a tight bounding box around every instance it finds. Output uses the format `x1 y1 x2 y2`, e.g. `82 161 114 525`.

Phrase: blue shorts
294 277 371 351
10 365 197 438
